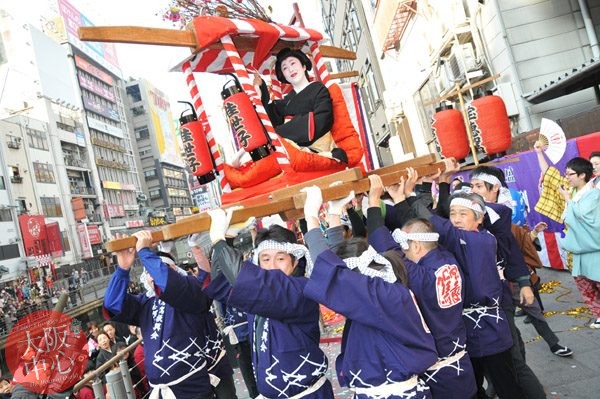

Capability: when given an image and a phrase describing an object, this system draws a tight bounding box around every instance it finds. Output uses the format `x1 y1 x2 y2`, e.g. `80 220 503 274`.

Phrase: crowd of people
65 145 598 399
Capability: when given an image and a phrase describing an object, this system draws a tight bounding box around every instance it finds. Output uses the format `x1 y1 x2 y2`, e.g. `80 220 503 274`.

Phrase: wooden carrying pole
77 26 357 60
104 161 446 252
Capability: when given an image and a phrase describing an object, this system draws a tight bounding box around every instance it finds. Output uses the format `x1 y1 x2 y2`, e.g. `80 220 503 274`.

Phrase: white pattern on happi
462 297 503 329
423 338 467 384
263 353 328 398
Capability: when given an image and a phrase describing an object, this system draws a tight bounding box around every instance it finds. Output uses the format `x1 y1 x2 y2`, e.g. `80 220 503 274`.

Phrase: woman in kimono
258 48 347 164
300 183 438 399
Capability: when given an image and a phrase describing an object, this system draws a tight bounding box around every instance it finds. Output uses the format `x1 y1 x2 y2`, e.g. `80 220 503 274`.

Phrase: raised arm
534 140 550 175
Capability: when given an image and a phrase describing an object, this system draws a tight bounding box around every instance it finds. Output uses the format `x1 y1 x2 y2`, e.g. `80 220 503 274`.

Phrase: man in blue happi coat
207 208 334 399
300 182 438 399
104 231 234 399
365 174 476 399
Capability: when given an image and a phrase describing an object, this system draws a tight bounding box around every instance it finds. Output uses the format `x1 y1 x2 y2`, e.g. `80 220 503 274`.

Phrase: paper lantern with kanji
431 107 470 160
468 95 512 155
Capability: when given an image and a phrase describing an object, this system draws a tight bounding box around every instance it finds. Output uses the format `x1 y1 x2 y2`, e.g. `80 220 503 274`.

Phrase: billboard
46 222 64 258
76 224 93 259
18 215 47 256
57 0 121 77
143 81 184 167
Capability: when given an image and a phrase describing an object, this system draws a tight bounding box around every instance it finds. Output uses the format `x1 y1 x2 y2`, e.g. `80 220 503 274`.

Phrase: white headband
392 229 439 250
253 240 314 276
450 197 485 215
471 173 501 187
343 246 397 283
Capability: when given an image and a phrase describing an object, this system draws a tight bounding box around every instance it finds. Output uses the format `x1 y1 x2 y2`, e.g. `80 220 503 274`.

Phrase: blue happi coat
368 223 476 399
211 241 333 399
428 214 513 357
197 270 249 344
104 248 229 398
303 233 437 397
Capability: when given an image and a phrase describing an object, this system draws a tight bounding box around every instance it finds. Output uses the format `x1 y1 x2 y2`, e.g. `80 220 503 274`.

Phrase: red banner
45 222 64 258
87 225 102 245
18 215 47 256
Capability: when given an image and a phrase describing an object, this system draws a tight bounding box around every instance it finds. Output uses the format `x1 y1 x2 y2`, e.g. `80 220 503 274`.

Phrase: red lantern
179 107 216 185
431 107 470 160
222 80 271 162
468 95 512 155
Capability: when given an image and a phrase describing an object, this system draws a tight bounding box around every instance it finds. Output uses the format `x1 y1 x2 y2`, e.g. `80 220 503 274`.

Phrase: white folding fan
538 118 567 164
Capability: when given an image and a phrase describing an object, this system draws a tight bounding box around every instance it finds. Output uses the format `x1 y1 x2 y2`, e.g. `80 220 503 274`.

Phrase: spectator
95 331 115 370
590 151 600 188
557 157 600 329
102 321 124 345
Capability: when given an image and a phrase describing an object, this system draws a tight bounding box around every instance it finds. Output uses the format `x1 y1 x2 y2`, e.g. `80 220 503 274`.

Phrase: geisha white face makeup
281 56 307 88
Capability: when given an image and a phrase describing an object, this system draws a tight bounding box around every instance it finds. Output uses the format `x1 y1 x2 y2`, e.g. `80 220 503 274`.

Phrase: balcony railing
10 176 23 184
70 186 96 196
64 157 89 169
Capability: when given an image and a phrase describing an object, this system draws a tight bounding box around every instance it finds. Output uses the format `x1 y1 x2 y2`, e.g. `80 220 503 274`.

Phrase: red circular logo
5 310 88 394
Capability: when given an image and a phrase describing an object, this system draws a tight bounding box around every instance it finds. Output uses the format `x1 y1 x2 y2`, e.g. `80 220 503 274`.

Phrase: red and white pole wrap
308 40 331 87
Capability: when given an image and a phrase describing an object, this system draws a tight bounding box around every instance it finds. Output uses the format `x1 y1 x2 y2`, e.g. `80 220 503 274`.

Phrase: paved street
232 267 600 398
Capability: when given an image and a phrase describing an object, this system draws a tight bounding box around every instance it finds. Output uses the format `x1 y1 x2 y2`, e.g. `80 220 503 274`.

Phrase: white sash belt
352 375 419 396
149 359 207 399
222 321 248 345
207 348 227 387
256 375 328 399
427 350 467 371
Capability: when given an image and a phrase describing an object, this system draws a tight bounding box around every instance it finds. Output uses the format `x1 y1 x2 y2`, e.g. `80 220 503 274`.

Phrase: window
0 176 4 190
0 209 12 222
144 169 157 180
26 127 49 150
126 84 142 102
40 197 62 217
56 121 75 132
135 127 149 140
61 230 70 252
149 189 161 199
0 244 19 260
33 162 56 183
132 105 145 116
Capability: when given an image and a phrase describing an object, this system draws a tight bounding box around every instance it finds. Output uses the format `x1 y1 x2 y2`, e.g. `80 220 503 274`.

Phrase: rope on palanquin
220 34 290 166
182 60 231 192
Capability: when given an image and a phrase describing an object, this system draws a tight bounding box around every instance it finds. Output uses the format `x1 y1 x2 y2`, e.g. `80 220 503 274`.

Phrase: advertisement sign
87 225 102 245
125 220 145 228
82 97 120 122
103 204 125 218
45 222 64 258
143 81 184 167
76 224 93 259
87 116 124 138
18 215 47 257
78 71 116 102
71 197 86 221
57 0 121 77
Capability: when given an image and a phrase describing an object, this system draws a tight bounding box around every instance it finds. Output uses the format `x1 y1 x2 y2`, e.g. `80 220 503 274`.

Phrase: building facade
373 0 600 160
320 0 395 165
125 78 193 226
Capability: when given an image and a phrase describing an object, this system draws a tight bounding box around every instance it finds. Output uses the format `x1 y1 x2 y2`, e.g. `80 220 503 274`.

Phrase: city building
373 0 600 159
320 0 395 165
125 78 193 225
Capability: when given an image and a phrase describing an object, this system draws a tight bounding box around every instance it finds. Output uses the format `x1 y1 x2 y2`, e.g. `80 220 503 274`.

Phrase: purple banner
453 140 581 233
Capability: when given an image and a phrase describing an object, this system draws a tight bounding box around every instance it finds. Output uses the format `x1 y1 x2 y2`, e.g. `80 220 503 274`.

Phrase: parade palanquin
78 5 447 252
